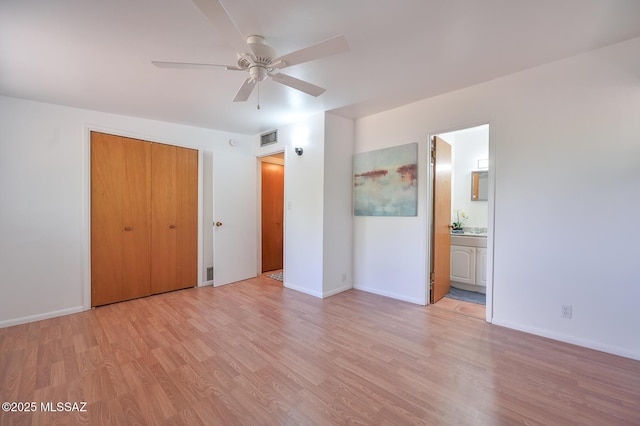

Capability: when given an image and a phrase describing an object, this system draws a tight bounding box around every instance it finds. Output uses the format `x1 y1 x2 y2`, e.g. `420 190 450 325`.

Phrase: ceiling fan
152 0 349 103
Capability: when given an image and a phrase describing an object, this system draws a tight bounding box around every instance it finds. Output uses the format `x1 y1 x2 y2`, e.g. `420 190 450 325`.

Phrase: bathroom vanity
450 234 487 293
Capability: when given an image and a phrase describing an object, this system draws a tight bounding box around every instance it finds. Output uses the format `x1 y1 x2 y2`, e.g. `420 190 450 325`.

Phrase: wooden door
431 136 452 303
150 143 198 294
175 146 198 287
122 137 152 301
261 162 284 272
91 132 151 306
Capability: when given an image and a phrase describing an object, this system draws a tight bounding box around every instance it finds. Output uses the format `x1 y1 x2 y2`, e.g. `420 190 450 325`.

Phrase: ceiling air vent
260 130 277 147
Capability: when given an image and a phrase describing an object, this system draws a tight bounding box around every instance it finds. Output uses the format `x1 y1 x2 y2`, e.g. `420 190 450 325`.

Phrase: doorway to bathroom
429 124 490 320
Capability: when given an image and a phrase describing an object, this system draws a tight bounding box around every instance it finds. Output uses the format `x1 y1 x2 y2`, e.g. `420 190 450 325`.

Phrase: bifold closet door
91 132 151 306
150 143 198 294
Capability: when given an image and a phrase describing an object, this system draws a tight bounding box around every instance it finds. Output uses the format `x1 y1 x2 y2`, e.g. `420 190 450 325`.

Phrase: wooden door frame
82 125 205 311
257 151 285 276
425 123 495 323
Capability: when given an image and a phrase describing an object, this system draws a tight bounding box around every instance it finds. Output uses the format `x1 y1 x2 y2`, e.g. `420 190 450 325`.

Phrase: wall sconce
294 147 304 156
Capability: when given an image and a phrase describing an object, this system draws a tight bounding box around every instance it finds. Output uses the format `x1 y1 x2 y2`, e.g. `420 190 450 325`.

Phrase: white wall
353 36 640 360
255 112 354 298
0 96 253 327
256 114 326 296
322 113 354 297
352 137 430 305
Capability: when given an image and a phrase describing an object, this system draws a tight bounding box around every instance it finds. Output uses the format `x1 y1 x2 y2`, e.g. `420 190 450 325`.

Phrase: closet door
122 137 152 300
150 143 198 294
175 146 198 288
91 132 151 306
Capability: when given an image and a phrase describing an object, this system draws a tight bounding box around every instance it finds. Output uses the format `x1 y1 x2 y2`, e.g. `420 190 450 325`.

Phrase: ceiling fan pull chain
257 81 261 110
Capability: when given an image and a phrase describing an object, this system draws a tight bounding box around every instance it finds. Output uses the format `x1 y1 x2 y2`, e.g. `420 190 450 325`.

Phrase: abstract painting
353 143 418 216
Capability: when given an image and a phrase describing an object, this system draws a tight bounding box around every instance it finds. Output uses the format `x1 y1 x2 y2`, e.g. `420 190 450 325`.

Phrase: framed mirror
471 170 488 201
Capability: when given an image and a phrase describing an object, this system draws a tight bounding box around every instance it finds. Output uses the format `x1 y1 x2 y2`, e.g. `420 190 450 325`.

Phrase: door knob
169 224 176 229
215 222 223 227
124 226 132 231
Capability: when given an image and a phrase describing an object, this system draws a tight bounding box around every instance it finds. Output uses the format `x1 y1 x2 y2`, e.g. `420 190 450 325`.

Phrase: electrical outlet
561 304 572 319
342 273 347 283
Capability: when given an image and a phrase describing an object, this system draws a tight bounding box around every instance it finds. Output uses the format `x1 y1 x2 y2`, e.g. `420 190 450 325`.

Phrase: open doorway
259 153 284 281
430 124 490 320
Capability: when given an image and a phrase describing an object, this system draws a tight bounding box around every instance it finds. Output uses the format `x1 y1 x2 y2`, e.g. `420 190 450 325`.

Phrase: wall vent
260 130 278 147
207 267 213 281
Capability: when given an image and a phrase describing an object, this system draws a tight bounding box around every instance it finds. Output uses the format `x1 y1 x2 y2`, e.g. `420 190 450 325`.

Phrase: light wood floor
433 295 486 320
1 276 639 425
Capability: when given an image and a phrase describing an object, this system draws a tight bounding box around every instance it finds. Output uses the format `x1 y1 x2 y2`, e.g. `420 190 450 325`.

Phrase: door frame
257 151 285 276
82 125 205 310
426 122 496 323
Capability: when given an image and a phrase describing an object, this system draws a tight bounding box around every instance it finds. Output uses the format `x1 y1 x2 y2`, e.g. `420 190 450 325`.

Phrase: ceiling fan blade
190 0 246 51
152 61 242 71
233 78 256 102
273 35 349 69
270 73 325 97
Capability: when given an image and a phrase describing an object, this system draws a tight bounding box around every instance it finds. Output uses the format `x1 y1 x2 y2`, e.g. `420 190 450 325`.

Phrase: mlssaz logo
41 402 88 412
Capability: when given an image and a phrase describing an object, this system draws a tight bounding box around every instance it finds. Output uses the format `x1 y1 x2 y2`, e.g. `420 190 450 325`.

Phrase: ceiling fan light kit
152 0 349 104
248 65 267 82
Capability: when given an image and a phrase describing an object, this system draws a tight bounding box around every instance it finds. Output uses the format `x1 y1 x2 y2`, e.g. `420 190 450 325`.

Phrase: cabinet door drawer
450 245 476 284
476 248 487 287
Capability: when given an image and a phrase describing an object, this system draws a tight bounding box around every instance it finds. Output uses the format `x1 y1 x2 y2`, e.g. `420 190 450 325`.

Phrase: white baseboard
284 282 323 298
323 284 352 298
492 318 640 361
0 305 85 329
283 283 352 299
352 284 425 305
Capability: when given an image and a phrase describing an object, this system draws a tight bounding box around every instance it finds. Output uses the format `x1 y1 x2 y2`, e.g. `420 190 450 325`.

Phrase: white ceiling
2 0 640 135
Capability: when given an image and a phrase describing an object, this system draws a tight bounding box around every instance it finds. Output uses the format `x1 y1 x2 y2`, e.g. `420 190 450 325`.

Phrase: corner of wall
322 113 355 295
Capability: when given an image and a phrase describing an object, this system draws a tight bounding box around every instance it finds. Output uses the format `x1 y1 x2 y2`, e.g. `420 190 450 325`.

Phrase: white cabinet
450 245 487 288
450 246 476 284
475 248 487 287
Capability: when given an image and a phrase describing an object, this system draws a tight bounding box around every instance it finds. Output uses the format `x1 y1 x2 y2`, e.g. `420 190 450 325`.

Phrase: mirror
471 171 488 201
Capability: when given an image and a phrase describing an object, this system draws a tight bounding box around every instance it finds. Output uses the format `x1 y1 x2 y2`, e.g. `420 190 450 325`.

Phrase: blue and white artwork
353 143 418 216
